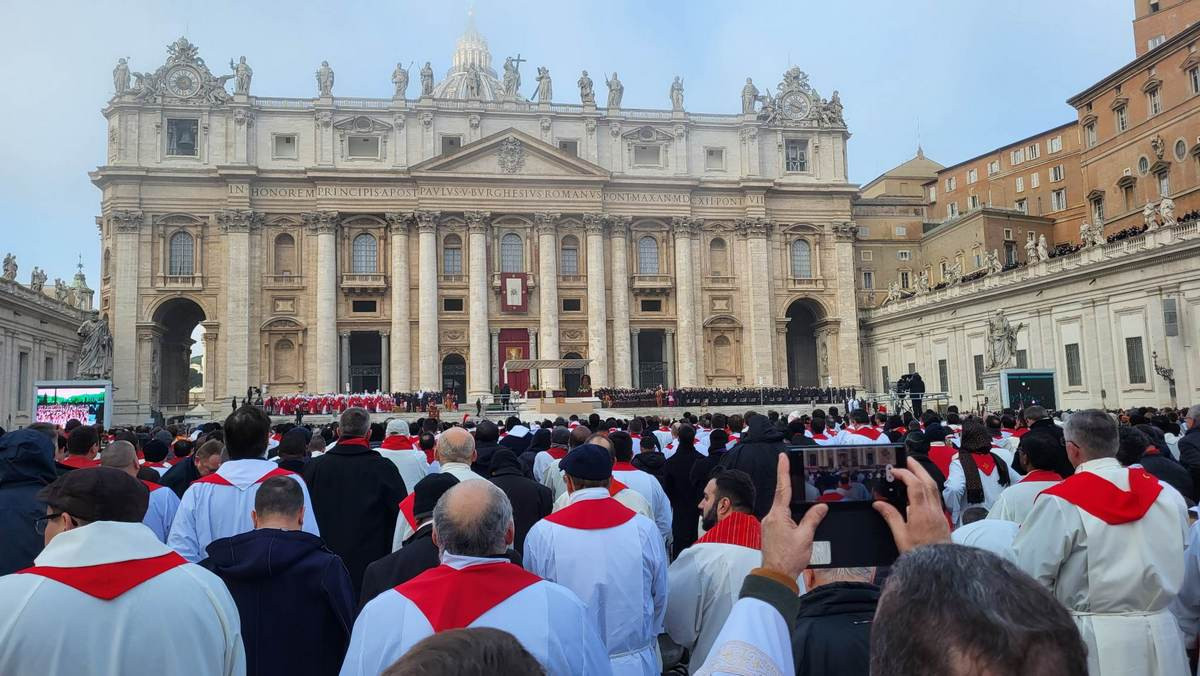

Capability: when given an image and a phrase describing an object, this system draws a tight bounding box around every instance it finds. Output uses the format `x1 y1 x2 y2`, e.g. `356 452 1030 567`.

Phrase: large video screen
1002 370 1057 410
35 386 108 427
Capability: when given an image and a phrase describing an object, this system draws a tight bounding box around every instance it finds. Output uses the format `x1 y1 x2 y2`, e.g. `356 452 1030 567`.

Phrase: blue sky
0 0 1131 286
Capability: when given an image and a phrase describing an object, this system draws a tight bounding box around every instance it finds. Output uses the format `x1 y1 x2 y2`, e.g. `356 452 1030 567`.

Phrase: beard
701 504 719 532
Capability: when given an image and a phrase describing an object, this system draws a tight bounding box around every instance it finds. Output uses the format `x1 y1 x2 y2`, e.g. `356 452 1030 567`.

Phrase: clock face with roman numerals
780 91 812 120
166 66 200 97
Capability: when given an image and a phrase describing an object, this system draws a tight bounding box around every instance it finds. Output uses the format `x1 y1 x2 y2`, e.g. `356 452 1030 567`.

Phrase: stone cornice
216 209 264 233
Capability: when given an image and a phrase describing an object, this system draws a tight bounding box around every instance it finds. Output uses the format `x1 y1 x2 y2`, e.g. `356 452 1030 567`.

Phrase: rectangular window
1015 176 1024 192
640 299 662 312
945 176 957 191
1085 123 1097 148
1164 297 1179 337
969 194 980 210
899 270 911 288
558 140 579 157
17 352 29 410
898 250 911 261
1015 198 1027 213
1115 106 1128 132
1191 67 1200 95
1147 88 1161 116
1050 165 1063 182
273 134 298 159
1092 197 1105 222
347 136 380 158
928 185 937 202
987 160 1000 176
894 225 907 237
443 248 462 276
1031 171 1041 188
633 144 662 166
861 251 873 261
857 225 871 238
442 298 464 312
1124 184 1136 211
166 118 199 156
1027 143 1040 160
1148 35 1166 50
559 245 578 275
967 168 978 184
1125 336 1147 384
948 202 959 219
1158 172 1170 197
705 147 726 170
862 271 875 289
1051 189 1067 211
43 356 53 379
561 298 582 312
1003 228 1014 240
351 300 377 313
1016 349 1028 369
1064 343 1083 387
1010 148 1025 165
1048 135 1063 153
441 135 463 154
973 355 985 391
1005 242 1017 264
785 139 808 172
938 359 948 393
882 366 890 391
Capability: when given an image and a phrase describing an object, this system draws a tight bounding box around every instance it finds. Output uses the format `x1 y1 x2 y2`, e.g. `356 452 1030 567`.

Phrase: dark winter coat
471 441 505 476
1178 426 1200 497
0 430 56 575
359 523 440 613
718 415 788 518
489 450 553 554
302 441 407 595
159 456 202 498
632 450 668 491
1015 418 1070 476
791 582 880 676
663 443 704 557
201 528 355 676
1139 451 1196 503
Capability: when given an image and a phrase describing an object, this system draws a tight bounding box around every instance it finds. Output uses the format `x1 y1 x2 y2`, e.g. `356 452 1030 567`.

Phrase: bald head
569 425 591 449
432 480 513 556
437 427 476 464
100 440 139 476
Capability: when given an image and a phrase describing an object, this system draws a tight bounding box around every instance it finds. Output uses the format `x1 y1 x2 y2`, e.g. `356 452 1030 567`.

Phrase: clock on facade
780 91 811 120
166 66 199 97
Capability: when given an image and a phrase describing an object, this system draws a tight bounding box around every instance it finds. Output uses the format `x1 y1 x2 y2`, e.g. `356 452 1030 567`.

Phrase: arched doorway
785 299 820 387
562 352 584 396
441 354 466 403
152 297 206 411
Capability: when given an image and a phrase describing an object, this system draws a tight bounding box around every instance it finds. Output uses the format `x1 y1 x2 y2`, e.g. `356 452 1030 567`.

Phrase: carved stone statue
1150 134 1166 161
577 70 595 105
945 259 962 285
669 76 684 111
316 61 334 97
501 56 521 99
1144 201 1160 230
741 78 759 115
824 90 844 126
988 249 1004 274
1024 237 1038 263
113 58 130 95
986 310 1023 370
465 64 482 98
230 56 252 95
1037 234 1048 261
76 311 113 379
605 72 624 108
391 62 409 99
1079 221 1093 247
420 61 434 96
882 281 902 306
2 253 15 281
1160 197 1177 227
1090 222 1106 247
915 270 931 295
30 267 47 292
53 278 68 302
534 67 552 103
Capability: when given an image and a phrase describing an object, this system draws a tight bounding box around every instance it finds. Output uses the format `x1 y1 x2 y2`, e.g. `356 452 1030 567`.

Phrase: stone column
466 211 492 400
415 211 440 390
535 212 561 390
739 218 775 386
608 215 633 387
110 210 143 420
631 328 641 388
529 329 538 389
304 211 339 393
380 330 390 392
218 209 264 399
832 222 863 386
386 213 412 391
672 217 699 386
339 331 351 392
201 322 220 406
490 328 500 389
584 214 609 387
664 328 676 388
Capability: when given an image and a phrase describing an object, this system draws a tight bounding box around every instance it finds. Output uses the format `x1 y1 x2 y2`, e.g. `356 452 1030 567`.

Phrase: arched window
168 231 194 276
709 237 728 276
273 233 296 276
443 234 463 275
501 233 524 273
790 239 812 278
351 233 377 273
273 338 296 381
560 235 579 275
638 236 659 274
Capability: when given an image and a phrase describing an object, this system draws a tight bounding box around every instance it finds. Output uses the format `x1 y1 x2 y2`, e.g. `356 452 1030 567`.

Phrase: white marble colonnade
584 213 609 388
466 210 491 399
415 211 440 390
535 212 561 390
386 212 411 392
672 217 699 387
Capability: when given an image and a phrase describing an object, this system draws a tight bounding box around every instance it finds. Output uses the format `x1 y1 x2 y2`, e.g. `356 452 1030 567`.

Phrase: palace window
862 270 875 289
945 176 957 191
1050 165 1064 182
987 160 1000 176
969 194 980 210
347 136 380 159
273 134 298 159
500 233 524 273
559 235 579 275
790 239 813 278
1125 336 1147 384
1138 156 1150 175
928 185 937 202
351 233 378 273
894 225 907 237
1015 198 1027 214
709 237 729 275
967 168 978 184
1016 349 1028 369
1064 343 1083 386
705 147 726 170
899 270 911 288
1115 106 1128 133
442 234 463 275
558 139 579 157
1147 87 1162 116
1010 148 1025 165
898 250 911 261
168 231 195 276
785 139 808 172
441 135 463 155
1016 176 1024 193
1026 143 1040 160
638 236 660 274
1048 135 1063 153
1157 171 1170 197
633 144 662 167
1178 139 1190 161
1123 184 1136 211
973 355 984 390
1031 172 1041 188
938 359 948 392
166 118 198 156
1084 122 1097 148
1091 196 1105 223
273 233 296 275
1190 67 1200 95
947 202 959 219
1051 189 1067 212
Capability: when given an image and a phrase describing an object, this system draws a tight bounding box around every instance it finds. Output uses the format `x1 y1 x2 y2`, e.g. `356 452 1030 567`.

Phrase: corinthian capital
110 210 144 232
672 216 702 238
385 212 414 234
831 221 859 241
583 213 605 235
217 209 265 233
301 210 339 234
603 214 631 238
464 211 492 234
414 210 441 233
736 217 772 239
533 212 561 237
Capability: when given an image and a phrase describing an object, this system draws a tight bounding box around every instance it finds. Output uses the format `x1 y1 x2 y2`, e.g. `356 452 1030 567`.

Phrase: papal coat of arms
497 137 525 174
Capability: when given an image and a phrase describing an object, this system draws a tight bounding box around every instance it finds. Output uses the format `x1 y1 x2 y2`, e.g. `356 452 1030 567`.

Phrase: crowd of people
2 399 1200 675
596 385 858 408
257 390 458 417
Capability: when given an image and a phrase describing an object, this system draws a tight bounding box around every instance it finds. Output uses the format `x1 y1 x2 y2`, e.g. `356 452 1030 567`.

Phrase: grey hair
1023 405 1046 422
433 481 513 557
99 440 137 469
872 544 1086 676
437 428 476 464
1187 404 1200 421
1064 408 1118 460
339 407 371 438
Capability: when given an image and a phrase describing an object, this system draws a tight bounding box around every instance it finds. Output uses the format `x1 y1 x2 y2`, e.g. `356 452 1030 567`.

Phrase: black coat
159 457 201 498
1140 452 1196 503
302 442 407 595
1178 427 1200 496
201 529 355 676
1016 419 1071 476
0 430 56 575
359 523 441 613
489 450 553 554
632 451 668 491
472 441 504 476
718 416 788 518
792 582 880 676
909 453 947 496
663 444 703 557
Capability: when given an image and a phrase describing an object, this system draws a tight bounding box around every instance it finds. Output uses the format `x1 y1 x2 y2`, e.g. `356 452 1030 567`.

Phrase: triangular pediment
409 129 609 179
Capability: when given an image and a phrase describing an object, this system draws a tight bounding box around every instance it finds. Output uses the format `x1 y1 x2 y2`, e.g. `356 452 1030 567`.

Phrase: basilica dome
431 12 504 101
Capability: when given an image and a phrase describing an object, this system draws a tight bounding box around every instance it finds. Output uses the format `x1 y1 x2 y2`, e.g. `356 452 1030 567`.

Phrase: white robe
533 449 567 484
695 596 793 676
951 519 1019 560
665 541 761 671
341 553 612 676
525 488 668 676
987 476 1060 525
552 484 655 522
0 521 244 676
543 458 568 499
143 481 181 543
168 458 319 562
1169 520 1200 649
376 448 429 494
1013 457 1190 676
391 462 484 552
613 465 674 545
942 453 1023 525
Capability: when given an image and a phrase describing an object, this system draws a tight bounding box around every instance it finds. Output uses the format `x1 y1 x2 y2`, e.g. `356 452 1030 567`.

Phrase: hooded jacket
489 449 553 553
718 415 788 518
519 428 552 479
791 581 880 676
632 450 668 488
663 441 704 556
201 528 355 676
0 430 57 575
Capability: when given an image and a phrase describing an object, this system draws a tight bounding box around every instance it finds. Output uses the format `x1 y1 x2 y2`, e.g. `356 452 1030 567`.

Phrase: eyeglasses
34 512 64 535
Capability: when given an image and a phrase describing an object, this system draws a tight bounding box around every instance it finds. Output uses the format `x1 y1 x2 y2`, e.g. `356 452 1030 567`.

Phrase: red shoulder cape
1038 467 1162 525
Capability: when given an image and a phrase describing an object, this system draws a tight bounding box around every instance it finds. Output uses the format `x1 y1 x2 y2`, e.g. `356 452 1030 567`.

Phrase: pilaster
303 210 339 393
738 217 775 385
218 209 263 399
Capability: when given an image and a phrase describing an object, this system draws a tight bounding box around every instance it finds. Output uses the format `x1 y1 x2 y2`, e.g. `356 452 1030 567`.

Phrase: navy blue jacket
0 430 56 575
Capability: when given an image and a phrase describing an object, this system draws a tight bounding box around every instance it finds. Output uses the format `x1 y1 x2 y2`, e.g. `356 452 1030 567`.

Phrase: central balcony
340 273 387 295
631 274 674 296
